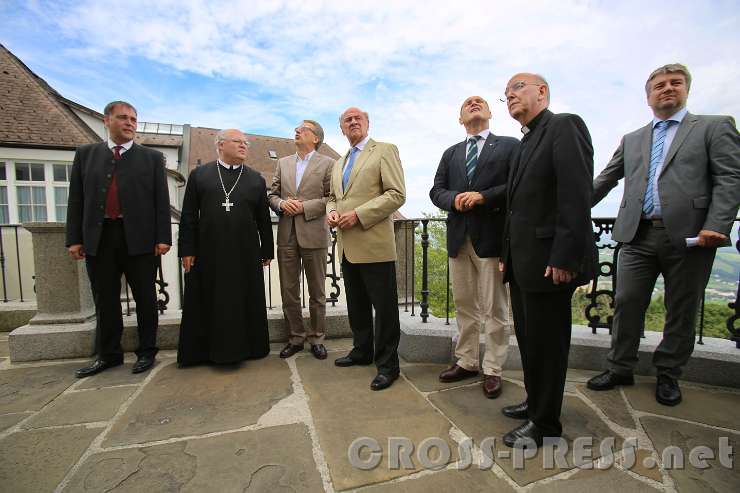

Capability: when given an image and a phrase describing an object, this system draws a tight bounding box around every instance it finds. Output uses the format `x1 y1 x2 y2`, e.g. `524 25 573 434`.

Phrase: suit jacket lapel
296 153 318 194
511 112 549 194
344 139 376 193
660 113 698 177
284 156 297 197
471 134 497 185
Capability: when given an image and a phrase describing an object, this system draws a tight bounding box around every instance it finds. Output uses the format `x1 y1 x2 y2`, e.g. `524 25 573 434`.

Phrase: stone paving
0 334 738 492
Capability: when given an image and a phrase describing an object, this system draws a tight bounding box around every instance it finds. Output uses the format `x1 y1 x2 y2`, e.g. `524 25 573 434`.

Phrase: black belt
640 218 664 228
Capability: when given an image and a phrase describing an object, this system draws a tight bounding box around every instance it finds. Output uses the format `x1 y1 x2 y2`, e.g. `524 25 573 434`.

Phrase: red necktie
105 146 122 218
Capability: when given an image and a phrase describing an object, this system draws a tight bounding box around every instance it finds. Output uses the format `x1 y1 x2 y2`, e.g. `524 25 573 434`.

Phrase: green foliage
412 213 736 341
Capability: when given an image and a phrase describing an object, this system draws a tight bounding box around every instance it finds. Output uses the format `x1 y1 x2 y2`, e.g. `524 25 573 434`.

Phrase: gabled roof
0 43 101 149
187 127 341 185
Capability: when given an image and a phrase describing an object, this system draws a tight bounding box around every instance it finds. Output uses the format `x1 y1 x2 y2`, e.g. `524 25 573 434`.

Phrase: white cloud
7 0 739 217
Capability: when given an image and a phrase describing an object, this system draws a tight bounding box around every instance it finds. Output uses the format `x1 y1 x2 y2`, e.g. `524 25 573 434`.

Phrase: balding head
216 128 249 164
505 73 550 125
339 107 370 146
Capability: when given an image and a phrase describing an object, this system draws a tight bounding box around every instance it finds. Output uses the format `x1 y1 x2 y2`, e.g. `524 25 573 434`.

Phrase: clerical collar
521 109 548 136
218 159 243 170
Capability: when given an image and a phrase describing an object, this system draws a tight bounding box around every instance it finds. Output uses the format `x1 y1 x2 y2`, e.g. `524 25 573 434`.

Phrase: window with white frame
15 162 47 222
0 163 8 224
52 163 72 222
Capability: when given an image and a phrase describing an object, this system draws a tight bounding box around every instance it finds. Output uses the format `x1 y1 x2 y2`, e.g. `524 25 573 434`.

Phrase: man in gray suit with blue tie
587 63 740 405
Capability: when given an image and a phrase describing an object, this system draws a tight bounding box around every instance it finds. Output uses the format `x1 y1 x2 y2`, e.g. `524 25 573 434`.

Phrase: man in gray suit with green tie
587 63 740 405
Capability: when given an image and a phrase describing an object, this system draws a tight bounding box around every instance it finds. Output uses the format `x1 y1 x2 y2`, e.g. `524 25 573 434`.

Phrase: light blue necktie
342 146 360 190
643 121 671 216
466 136 482 183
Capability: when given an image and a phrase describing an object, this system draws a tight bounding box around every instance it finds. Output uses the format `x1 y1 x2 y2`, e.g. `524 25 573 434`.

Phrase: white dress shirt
465 129 490 158
647 107 688 218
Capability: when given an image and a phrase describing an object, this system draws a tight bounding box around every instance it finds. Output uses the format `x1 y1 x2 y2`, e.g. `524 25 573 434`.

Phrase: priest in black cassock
177 128 274 366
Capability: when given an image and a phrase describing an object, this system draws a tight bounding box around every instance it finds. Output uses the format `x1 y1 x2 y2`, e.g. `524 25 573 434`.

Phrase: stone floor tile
429 381 623 486
529 467 659 492
24 387 135 428
624 382 740 430
577 385 637 429
63 423 323 492
0 363 79 413
103 356 292 447
618 448 664 483
76 362 152 390
505 368 600 384
297 357 458 491
640 416 738 492
0 412 31 432
359 468 516 492
401 363 483 392
0 425 101 493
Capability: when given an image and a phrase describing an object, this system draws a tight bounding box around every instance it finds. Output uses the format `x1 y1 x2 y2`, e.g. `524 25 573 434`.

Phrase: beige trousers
449 237 512 376
277 223 327 345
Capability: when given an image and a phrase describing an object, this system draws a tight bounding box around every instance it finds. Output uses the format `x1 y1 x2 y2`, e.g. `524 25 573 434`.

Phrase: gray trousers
608 222 716 378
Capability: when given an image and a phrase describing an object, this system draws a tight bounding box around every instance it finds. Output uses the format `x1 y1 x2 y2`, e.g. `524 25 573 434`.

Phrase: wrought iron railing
395 217 740 349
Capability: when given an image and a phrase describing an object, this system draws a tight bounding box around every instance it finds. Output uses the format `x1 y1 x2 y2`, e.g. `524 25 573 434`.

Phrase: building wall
71 109 106 140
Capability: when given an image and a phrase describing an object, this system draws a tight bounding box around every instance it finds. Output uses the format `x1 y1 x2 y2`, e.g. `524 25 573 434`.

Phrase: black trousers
509 273 575 437
342 256 400 376
85 220 159 361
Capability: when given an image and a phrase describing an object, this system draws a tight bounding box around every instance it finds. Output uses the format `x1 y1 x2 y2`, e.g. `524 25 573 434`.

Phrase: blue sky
2 0 739 217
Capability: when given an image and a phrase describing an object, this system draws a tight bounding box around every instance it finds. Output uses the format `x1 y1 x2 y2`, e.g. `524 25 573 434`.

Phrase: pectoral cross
222 198 234 212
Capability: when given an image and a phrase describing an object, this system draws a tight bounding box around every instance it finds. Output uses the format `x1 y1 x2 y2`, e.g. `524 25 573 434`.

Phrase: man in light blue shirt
588 63 740 406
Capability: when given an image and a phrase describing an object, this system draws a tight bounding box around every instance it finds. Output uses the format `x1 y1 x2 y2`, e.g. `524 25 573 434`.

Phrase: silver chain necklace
216 162 243 212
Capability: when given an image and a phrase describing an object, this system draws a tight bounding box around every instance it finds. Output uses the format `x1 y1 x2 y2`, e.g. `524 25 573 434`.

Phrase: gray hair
645 63 692 94
214 129 248 152
103 101 137 117
339 109 369 125
303 119 325 150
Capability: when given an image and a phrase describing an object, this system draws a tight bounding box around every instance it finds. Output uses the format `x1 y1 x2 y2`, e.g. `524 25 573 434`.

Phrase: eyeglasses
295 125 316 135
500 81 544 102
223 138 249 146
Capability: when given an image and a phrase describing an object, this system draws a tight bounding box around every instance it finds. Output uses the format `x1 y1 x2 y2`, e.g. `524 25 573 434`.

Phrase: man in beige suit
328 107 406 391
268 120 335 360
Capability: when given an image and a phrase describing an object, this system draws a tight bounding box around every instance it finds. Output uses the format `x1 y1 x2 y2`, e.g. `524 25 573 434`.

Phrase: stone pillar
9 223 96 361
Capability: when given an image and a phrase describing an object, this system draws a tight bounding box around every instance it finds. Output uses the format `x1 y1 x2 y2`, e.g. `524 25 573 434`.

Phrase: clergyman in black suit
500 74 596 448
430 95 518 399
66 101 172 378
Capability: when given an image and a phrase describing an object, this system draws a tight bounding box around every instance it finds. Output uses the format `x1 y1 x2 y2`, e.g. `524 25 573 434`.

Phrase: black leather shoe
75 359 123 378
586 370 635 391
370 373 398 391
310 344 327 360
503 421 544 448
132 355 155 374
334 354 372 367
502 401 529 420
279 343 304 359
656 375 682 406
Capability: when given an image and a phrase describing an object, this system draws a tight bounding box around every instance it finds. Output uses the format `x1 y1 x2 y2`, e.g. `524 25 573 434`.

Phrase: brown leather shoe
439 364 479 383
483 375 502 398
279 343 304 359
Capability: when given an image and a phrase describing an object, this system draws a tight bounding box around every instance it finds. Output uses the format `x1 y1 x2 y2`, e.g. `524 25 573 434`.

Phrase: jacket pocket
535 226 555 238
692 196 709 209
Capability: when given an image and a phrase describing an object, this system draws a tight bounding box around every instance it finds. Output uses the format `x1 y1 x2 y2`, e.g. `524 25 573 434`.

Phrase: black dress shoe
502 400 529 420
503 421 544 448
279 343 304 359
370 373 398 391
586 370 635 391
656 375 682 406
310 344 327 360
132 355 155 374
334 354 372 367
75 359 123 378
